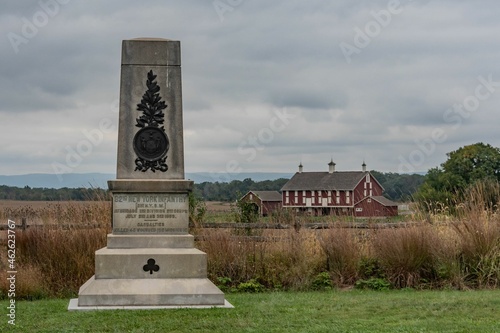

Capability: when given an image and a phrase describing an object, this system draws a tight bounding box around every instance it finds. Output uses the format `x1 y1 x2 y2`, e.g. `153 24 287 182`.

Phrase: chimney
362 161 366 172
328 159 336 173
298 162 303 173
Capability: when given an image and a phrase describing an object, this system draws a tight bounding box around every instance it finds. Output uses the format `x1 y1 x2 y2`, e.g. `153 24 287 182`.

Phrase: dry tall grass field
0 182 499 299
0 200 111 226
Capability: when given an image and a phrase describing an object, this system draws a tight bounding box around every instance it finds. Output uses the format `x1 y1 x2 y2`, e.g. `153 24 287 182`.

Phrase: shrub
188 192 207 226
237 279 265 293
269 208 297 227
232 199 259 224
358 257 384 280
453 180 500 288
311 272 333 290
15 228 107 297
355 278 391 291
198 229 253 284
318 226 361 285
197 228 324 291
372 226 438 288
216 277 234 293
0 264 48 300
430 226 464 289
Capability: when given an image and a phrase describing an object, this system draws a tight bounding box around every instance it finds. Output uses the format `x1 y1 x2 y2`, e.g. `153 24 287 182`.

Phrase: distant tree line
0 185 109 201
370 171 424 201
193 178 290 202
0 172 425 202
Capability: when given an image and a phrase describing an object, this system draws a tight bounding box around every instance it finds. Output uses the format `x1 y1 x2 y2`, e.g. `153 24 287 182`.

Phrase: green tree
193 178 288 202
233 193 259 224
188 192 206 225
441 142 500 188
415 142 500 211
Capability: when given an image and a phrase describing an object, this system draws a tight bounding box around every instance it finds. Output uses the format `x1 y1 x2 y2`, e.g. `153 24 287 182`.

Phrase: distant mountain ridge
0 172 294 189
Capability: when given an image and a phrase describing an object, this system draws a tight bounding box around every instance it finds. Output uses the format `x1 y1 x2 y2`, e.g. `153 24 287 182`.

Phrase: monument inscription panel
112 193 188 234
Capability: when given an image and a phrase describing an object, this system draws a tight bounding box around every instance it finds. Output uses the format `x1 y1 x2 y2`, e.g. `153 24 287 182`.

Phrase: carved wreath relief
133 70 169 172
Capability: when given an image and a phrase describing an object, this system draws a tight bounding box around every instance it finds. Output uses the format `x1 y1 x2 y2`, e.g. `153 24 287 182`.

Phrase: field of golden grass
0 200 231 224
0 182 499 299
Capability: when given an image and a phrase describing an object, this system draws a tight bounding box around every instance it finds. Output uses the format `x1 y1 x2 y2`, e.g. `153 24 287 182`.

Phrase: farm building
239 190 282 216
280 161 398 217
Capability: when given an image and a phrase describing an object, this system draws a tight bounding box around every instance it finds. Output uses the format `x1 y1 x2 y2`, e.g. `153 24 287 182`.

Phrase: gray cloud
1 0 500 176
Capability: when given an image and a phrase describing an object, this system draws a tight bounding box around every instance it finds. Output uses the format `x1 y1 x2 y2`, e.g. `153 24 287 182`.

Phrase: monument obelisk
69 38 229 309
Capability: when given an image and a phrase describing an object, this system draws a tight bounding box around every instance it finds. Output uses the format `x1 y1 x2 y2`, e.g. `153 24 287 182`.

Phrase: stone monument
69 38 230 309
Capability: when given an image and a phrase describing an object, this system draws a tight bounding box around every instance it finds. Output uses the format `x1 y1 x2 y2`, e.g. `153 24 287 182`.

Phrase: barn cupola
362 161 367 172
328 159 336 173
298 162 303 173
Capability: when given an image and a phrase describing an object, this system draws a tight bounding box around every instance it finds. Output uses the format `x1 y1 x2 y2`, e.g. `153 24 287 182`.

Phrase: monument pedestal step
76 276 226 307
107 234 194 249
95 247 207 279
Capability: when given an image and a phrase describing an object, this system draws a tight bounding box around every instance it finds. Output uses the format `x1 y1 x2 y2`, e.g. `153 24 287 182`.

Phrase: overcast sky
1 0 500 179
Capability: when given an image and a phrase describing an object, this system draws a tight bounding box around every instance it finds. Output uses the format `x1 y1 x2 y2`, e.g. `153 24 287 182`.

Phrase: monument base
68 298 233 311
73 276 227 308
68 298 234 311
70 233 230 309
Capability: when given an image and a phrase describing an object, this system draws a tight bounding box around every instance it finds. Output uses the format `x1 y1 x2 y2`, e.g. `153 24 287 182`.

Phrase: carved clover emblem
143 258 160 275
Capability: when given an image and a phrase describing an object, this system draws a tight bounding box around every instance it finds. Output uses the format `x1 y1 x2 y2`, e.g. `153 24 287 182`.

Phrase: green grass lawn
1 290 500 333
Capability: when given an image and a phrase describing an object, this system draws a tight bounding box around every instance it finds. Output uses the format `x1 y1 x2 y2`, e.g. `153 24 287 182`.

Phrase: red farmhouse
281 161 398 217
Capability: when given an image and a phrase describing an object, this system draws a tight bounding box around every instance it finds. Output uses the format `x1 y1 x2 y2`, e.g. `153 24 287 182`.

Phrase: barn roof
281 171 369 191
354 195 398 207
249 191 282 202
370 196 398 207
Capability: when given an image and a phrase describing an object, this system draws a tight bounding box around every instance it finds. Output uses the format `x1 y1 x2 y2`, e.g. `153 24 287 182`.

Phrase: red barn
280 161 398 217
240 191 283 216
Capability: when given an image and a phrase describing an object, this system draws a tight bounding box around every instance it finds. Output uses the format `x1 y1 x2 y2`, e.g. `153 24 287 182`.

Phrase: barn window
355 208 363 212
367 199 372 203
